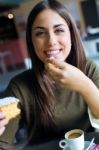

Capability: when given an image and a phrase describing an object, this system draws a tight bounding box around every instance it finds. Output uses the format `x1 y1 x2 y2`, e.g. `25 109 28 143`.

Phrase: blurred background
0 0 99 96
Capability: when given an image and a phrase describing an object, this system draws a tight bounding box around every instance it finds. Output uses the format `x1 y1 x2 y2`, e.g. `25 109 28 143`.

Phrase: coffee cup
59 129 84 150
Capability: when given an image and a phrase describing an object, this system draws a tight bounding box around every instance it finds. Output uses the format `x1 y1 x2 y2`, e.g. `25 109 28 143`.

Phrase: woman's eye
35 31 46 36
55 29 64 33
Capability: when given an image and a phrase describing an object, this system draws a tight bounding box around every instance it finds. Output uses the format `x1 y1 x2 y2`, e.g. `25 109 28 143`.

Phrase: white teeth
45 49 61 58
46 50 60 55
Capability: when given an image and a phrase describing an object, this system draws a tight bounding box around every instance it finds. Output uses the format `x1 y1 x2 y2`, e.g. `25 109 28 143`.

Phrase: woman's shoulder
86 58 97 65
85 58 99 71
5 69 34 104
11 69 33 83
85 58 99 82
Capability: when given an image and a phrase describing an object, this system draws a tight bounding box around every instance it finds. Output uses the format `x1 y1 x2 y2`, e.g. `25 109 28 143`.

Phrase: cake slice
47 63 56 68
0 97 20 121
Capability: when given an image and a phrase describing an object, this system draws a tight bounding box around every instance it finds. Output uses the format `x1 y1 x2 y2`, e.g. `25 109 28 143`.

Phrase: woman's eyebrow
33 26 45 30
54 24 65 28
33 24 65 30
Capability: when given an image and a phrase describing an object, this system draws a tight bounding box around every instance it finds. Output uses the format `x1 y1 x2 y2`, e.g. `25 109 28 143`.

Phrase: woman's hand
45 59 88 92
45 59 99 118
0 112 9 136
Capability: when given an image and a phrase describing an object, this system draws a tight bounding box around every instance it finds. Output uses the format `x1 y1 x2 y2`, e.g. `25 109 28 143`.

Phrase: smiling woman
32 9 71 62
0 0 99 149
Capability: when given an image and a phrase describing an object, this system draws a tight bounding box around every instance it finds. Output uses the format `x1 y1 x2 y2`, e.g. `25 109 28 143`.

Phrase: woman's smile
44 48 62 58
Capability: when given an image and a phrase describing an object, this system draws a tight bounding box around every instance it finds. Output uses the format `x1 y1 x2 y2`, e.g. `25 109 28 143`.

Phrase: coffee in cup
59 129 84 150
67 132 82 139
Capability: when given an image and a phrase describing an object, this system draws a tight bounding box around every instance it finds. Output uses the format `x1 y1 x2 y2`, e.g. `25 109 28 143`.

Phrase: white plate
85 141 95 150
60 141 95 150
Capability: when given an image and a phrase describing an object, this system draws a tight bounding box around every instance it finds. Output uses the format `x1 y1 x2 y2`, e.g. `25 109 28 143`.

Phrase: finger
0 112 5 119
48 69 63 83
46 64 62 77
0 118 9 128
0 126 5 136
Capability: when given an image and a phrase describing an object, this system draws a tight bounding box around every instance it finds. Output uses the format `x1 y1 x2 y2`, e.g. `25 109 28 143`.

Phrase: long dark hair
25 0 87 143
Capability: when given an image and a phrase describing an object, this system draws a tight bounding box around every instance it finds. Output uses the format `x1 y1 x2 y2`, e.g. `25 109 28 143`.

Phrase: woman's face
32 9 71 63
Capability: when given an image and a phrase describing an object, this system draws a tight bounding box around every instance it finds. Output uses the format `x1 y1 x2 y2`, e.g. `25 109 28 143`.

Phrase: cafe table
25 132 99 150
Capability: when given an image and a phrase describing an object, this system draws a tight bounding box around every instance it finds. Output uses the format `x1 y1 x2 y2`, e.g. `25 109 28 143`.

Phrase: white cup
59 129 84 150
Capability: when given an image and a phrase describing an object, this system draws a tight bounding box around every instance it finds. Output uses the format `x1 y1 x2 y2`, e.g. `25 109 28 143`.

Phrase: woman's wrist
78 76 96 98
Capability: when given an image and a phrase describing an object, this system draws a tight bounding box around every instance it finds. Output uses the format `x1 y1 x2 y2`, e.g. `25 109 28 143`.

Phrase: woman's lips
45 49 62 58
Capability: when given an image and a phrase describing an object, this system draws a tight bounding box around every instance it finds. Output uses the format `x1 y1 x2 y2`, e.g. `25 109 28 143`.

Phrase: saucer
61 141 95 150
84 141 95 149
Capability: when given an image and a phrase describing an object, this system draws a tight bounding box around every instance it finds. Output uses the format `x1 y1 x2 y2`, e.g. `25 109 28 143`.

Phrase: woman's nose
47 33 57 46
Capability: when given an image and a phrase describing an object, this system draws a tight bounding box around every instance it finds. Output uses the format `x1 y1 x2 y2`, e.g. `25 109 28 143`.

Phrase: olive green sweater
0 59 99 144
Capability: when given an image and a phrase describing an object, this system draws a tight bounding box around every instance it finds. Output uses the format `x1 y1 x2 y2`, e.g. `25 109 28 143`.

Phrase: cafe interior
0 0 99 96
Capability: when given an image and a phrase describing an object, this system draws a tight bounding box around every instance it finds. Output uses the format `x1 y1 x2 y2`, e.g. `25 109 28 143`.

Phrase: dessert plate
85 141 95 150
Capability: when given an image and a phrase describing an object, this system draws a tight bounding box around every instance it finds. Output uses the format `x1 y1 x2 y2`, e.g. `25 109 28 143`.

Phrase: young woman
0 0 99 148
